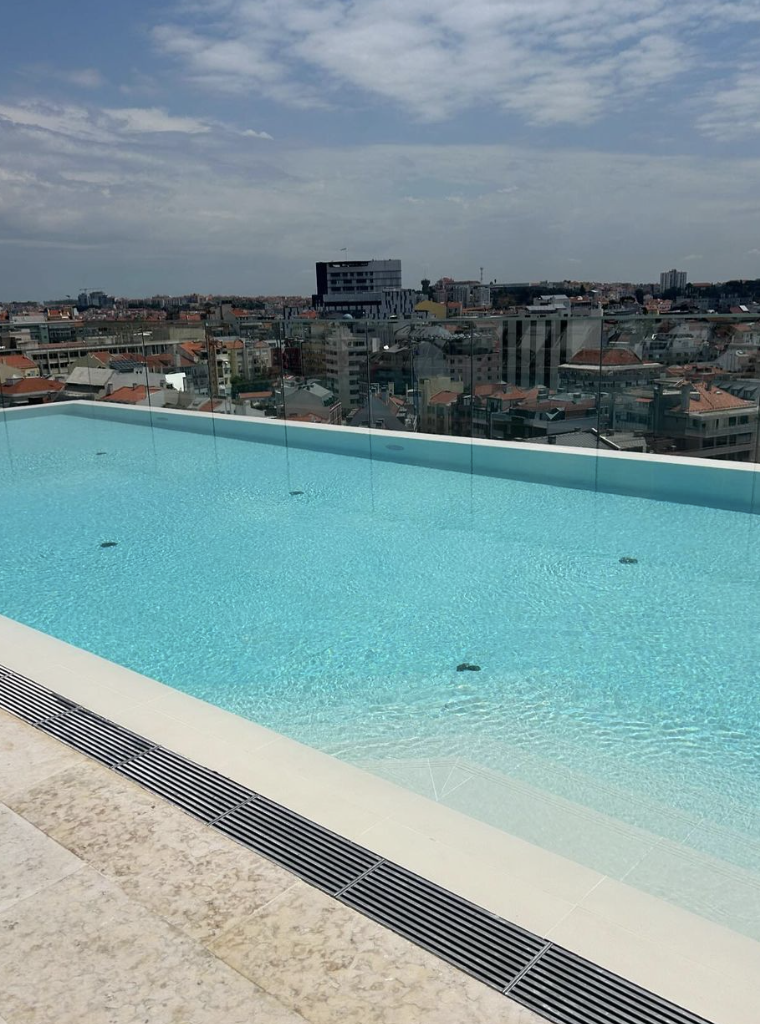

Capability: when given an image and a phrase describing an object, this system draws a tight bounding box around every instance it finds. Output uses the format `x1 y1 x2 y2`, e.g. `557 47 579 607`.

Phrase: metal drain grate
509 944 711 1024
40 706 154 766
340 859 547 990
0 664 716 1024
0 666 75 724
213 796 381 893
117 746 254 822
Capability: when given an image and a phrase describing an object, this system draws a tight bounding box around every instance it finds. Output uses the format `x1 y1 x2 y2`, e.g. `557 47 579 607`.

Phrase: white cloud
239 128 274 140
151 0 760 125
0 102 108 141
66 68 105 89
0 101 225 143
697 70 760 139
3 115 760 296
103 107 210 134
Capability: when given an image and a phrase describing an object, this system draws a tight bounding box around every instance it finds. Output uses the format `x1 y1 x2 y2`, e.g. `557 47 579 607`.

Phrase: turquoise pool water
2 409 760 934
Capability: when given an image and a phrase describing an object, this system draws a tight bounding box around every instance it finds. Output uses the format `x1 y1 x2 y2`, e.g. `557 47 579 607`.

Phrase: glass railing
3 311 759 466
155 311 760 466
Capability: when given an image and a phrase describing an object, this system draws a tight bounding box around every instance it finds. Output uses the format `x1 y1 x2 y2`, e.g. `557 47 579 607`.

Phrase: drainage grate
213 796 381 893
40 707 154 766
0 666 75 724
509 944 711 1024
117 746 254 822
0 664 716 1024
340 859 547 990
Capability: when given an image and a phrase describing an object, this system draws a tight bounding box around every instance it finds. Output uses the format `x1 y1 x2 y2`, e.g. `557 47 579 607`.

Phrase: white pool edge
1 612 758 1024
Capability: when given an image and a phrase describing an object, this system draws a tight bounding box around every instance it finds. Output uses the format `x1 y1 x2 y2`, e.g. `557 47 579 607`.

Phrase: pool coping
0 612 758 1024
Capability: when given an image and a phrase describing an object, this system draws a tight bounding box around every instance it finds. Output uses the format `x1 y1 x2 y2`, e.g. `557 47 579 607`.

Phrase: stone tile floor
0 710 543 1024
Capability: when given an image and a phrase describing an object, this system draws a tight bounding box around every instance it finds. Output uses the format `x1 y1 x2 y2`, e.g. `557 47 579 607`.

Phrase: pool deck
2 613 760 1024
0 710 542 1024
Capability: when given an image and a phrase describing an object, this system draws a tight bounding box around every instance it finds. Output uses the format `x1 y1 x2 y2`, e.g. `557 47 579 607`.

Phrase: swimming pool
2 404 760 939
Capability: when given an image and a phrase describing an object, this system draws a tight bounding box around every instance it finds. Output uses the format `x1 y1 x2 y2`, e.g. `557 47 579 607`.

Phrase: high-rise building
314 259 402 301
313 259 415 319
660 269 687 293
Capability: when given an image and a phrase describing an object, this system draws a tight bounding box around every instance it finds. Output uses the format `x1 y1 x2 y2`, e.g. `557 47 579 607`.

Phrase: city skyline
2 0 760 297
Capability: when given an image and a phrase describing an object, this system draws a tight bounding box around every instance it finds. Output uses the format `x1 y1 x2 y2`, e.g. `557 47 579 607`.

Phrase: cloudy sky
2 0 760 298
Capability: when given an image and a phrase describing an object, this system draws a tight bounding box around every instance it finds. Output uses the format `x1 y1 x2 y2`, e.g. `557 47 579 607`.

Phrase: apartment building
614 379 758 459
321 325 369 410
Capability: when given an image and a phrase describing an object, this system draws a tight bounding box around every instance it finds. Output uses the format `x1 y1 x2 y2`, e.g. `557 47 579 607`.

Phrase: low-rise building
99 384 162 407
348 388 416 430
0 353 40 382
614 379 758 460
0 377 64 406
276 381 341 424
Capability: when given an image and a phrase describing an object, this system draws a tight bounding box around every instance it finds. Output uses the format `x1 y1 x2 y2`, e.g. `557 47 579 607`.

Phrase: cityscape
3 260 760 461
3 0 760 1020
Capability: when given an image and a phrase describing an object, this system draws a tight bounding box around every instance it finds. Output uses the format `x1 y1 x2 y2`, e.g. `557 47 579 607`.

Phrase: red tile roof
100 385 159 404
0 353 38 370
113 352 147 363
179 342 204 359
684 383 755 413
0 377 63 395
428 390 460 406
238 390 273 399
571 347 642 366
474 382 504 397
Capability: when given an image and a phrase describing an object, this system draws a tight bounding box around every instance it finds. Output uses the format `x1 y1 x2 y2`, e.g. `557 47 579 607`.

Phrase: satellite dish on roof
342 313 354 320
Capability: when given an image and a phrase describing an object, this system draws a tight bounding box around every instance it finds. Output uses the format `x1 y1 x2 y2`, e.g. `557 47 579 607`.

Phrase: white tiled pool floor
0 711 543 1024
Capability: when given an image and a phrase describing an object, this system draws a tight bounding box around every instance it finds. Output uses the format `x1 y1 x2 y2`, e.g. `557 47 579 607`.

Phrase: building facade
314 260 402 301
502 313 602 390
312 259 418 319
660 269 688 293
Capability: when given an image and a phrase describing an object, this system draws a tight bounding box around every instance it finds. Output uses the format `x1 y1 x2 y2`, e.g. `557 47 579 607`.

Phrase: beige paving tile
0 805 82 914
249 732 437 821
106 701 283 788
359 818 575 936
546 906 760 1024
195 740 391 841
141 685 281 749
386 795 604 905
0 866 307 1024
35 659 154 716
0 711 84 802
0 615 169 708
579 874 760 982
210 881 544 1024
8 760 297 944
